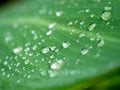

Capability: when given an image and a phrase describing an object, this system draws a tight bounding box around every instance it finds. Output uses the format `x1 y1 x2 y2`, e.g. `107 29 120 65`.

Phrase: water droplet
48 70 58 78
90 14 95 18
88 23 96 31
62 41 70 49
27 75 31 79
67 21 73 26
78 32 85 38
41 47 49 54
32 45 37 50
3 61 8 65
85 9 90 13
104 6 112 11
46 30 52 36
4 32 13 42
17 79 21 83
50 60 63 70
80 21 84 25
97 39 104 47
50 55 55 59
50 46 56 51
48 23 56 29
101 11 111 21
80 48 89 55
40 69 47 76
7 74 10 78
13 47 23 54
56 11 62 17
25 59 30 65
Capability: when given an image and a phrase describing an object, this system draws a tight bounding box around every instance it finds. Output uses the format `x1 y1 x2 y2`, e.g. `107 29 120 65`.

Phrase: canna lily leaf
0 0 120 90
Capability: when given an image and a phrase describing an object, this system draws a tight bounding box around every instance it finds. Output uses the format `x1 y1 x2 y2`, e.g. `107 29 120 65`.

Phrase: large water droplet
101 11 111 21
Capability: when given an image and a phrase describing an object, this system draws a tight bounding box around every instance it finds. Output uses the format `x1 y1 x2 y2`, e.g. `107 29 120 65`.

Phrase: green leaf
0 0 120 90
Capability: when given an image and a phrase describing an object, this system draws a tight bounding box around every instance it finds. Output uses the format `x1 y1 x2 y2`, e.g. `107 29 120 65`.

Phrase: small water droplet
78 32 85 38
32 45 37 51
97 39 104 47
90 14 95 18
4 32 13 42
46 30 53 36
80 48 89 55
62 41 71 49
101 11 111 21
41 47 49 54
50 46 56 51
3 61 8 65
67 21 73 26
104 6 112 11
27 75 31 79
80 21 84 25
88 23 96 31
50 60 63 70
56 11 62 17
25 59 30 65
48 23 56 29
17 79 21 83
85 9 90 13
40 69 47 76
13 47 23 54
48 70 58 78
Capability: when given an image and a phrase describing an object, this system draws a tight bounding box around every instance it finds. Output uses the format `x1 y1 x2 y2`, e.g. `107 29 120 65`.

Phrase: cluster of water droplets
0 0 114 85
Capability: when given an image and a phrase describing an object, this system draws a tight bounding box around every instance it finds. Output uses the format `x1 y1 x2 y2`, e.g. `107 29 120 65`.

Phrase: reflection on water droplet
101 11 111 21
